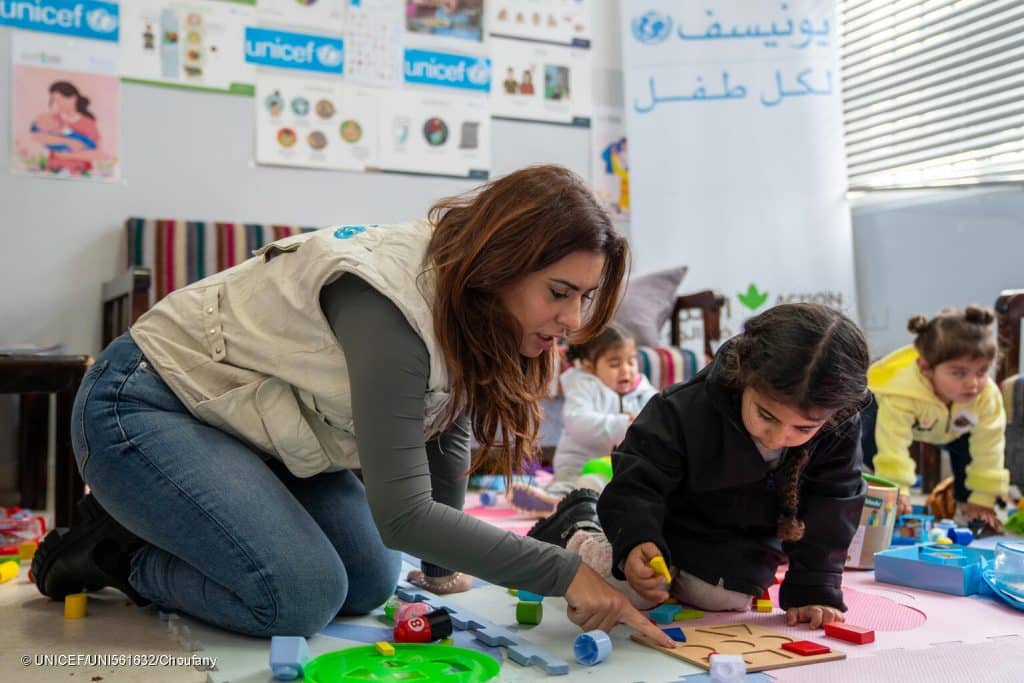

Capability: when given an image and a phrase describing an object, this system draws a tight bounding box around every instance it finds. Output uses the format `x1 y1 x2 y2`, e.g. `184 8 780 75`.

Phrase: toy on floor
946 526 974 545
823 622 875 644
383 596 402 621
781 640 831 656
874 542 993 596
394 609 454 643
990 540 1024 603
396 586 569 675
573 629 612 665
64 592 87 619
755 599 772 612
846 473 900 569
303 643 500 683
631 622 845 672
649 602 682 624
709 653 746 682
675 608 704 621
892 513 934 545
0 560 19 583
0 507 46 557
395 601 431 623
269 635 310 680
663 627 687 642
515 601 542 625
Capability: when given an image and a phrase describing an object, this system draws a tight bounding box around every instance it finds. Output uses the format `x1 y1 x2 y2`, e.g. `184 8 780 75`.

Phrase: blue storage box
874 543 994 596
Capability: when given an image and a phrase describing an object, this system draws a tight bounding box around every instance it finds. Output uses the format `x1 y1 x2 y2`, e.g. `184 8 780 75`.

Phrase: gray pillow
612 266 688 347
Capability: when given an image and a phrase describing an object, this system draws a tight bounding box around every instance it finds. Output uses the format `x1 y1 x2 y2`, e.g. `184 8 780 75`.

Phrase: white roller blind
841 0 1024 190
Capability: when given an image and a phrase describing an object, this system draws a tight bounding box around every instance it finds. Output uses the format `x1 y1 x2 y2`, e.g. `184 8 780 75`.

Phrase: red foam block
824 622 875 644
781 640 831 656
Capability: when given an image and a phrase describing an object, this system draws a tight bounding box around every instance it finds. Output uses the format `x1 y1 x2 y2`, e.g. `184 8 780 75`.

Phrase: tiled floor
0 567 207 682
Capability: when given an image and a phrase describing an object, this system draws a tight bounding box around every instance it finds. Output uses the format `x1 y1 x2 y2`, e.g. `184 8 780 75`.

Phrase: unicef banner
244 26 344 75
0 0 119 41
622 0 856 341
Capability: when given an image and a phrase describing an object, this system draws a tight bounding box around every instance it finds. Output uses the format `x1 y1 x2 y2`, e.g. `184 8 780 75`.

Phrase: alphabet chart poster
343 0 403 87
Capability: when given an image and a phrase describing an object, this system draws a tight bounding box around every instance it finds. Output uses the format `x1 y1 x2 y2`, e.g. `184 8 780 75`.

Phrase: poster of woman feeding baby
11 35 121 182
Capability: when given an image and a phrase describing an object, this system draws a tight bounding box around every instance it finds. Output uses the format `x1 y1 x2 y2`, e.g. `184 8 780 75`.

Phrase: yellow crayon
649 556 672 583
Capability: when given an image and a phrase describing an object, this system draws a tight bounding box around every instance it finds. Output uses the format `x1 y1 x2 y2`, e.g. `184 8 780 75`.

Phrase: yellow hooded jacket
868 345 1009 507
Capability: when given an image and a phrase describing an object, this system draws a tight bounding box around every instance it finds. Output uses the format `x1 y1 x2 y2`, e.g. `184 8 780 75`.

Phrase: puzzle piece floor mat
688 566 1023 659
168 550 1024 682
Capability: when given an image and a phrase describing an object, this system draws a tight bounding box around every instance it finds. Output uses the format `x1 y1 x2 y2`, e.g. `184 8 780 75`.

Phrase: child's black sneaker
526 488 602 547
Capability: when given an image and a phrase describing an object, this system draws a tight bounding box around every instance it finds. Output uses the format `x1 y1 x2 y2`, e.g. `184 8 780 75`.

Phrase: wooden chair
996 289 1024 383
671 290 727 362
102 267 151 347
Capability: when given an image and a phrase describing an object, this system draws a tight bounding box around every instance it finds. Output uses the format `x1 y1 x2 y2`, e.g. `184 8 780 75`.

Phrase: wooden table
0 354 91 527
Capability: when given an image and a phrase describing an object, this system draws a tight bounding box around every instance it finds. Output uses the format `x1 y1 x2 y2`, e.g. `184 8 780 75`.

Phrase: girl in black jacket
529 303 870 630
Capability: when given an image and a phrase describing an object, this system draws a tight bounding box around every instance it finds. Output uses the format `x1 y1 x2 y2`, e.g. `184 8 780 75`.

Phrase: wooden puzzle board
632 622 846 672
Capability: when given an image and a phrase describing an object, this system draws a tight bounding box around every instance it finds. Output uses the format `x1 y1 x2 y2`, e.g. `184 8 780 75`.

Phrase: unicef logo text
0 1 120 41
631 10 672 45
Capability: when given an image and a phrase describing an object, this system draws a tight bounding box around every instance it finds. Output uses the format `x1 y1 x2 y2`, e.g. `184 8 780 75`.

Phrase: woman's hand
624 542 670 604
960 502 1003 532
565 563 677 648
406 570 474 595
897 494 912 515
785 604 845 629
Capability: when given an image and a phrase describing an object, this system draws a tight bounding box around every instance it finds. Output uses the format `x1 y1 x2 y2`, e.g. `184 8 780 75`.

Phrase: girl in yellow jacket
861 306 1009 530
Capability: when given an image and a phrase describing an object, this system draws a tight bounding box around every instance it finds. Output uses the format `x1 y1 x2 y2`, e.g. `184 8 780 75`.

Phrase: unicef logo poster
0 1 120 42
631 10 672 45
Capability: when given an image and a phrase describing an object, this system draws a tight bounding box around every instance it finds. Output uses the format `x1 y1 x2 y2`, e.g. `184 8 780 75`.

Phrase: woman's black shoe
526 488 603 547
32 494 148 605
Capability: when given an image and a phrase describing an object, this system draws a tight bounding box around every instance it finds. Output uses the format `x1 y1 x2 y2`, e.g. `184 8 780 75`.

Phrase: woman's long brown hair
425 165 629 478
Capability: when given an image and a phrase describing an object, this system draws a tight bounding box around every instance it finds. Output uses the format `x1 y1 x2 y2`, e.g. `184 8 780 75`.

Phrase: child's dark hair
566 325 634 365
719 303 870 542
907 306 997 368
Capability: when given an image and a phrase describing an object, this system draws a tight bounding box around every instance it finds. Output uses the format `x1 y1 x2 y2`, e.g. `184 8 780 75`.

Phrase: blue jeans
860 393 972 503
71 334 401 636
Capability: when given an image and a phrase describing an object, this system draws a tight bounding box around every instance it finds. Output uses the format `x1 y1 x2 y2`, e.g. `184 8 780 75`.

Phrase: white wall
0 5 626 354
852 188 1024 358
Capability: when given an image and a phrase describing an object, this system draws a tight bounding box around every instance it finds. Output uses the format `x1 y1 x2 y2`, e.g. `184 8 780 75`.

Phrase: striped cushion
124 218 318 302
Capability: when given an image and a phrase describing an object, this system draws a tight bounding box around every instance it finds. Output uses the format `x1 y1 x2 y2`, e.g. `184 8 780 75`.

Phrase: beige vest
130 220 452 477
